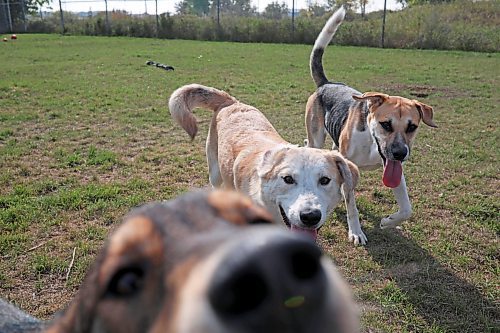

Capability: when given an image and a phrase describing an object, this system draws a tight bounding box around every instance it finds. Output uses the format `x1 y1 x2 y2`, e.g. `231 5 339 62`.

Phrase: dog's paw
348 229 367 246
380 210 411 229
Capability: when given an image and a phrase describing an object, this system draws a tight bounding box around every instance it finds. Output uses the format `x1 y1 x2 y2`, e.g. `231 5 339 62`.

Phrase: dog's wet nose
208 235 325 328
299 209 322 226
391 144 408 161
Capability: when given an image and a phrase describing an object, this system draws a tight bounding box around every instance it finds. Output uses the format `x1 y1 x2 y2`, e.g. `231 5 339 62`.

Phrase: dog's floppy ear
353 92 389 110
414 100 437 128
207 190 274 225
330 154 359 193
257 146 290 179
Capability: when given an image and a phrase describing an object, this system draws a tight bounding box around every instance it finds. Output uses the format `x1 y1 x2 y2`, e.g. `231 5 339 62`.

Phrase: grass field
0 34 498 332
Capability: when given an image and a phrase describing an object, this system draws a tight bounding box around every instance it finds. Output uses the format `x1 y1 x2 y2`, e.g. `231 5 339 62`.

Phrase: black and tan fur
305 7 437 230
1 190 358 333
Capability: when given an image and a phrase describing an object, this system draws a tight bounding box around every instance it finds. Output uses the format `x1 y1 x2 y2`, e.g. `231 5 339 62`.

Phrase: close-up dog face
354 92 436 188
42 190 357 333
257 147 358 240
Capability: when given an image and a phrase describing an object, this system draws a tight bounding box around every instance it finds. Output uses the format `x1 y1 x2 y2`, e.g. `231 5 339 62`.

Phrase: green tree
5 0 50 26
398 0 452 6
211 0 256 16
263 1 289 19
175 0 210 15
359 0 368 17
326 0 357 12
307 2 328 17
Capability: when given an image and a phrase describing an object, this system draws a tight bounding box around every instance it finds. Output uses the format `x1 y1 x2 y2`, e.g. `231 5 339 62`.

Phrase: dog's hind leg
206 118 223 188
305 92 326 148
380 173 412 229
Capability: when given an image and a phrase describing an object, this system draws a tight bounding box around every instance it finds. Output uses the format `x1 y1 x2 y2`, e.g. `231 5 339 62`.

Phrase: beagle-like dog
0 190 358 332
169 84 366 244
305 7 437 229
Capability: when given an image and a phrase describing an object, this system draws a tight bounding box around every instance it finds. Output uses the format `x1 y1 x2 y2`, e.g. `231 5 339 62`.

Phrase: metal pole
21 0 27 32
217 0 220 29
381 0 387 48
155 0 159 37
58 0 65 34
104 0 109 34
291 0 295 41
6 0 12 33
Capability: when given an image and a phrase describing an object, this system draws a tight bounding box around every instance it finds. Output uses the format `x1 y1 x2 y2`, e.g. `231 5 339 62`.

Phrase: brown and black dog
0 190 358 333
305 7 437 232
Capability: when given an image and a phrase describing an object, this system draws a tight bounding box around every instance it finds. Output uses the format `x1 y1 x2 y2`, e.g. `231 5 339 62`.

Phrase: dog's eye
107 267 145 297
283 176 295 184
406 123 418 133
379 121 393 132
319 177 331 186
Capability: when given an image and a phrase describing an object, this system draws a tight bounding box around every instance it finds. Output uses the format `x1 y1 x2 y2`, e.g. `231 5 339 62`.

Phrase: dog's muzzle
389 143 409 161
299 209 322 227
208 234 326 331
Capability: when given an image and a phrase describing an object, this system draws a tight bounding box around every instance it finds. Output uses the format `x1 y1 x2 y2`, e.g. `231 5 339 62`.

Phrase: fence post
381 0 387 48
104 0 110 34
6 0 13 33
21 0 27 32
291 0 295 41
155 0 159 37
217 0 220 29
58 0 65 34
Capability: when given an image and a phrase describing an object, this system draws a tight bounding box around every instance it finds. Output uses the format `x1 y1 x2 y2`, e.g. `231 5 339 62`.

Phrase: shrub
25 0 499 52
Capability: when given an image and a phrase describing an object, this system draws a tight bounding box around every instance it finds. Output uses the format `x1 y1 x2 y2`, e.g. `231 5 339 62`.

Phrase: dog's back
317 83 362 147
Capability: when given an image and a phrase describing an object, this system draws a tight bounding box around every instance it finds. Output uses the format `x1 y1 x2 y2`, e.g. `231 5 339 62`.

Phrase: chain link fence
1 0 28 32
0 0 498 52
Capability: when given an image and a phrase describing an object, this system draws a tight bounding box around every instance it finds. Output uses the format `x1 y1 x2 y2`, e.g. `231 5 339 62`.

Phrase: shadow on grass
352 205 500 332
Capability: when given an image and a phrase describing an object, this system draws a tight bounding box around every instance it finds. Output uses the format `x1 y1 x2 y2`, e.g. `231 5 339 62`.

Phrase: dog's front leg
380 173 412 229
343 187 367 245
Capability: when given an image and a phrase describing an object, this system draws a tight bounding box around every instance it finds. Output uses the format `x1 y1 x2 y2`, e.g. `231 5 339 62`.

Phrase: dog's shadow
336 207 499 332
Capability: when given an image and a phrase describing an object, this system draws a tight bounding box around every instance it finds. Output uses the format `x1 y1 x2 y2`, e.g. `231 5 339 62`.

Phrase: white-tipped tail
310 7 346 87
313 7 346 51
168 84 237 139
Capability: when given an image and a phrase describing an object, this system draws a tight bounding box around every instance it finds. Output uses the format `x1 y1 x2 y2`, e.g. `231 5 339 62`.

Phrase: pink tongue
382 160 402 188
291 225 318 241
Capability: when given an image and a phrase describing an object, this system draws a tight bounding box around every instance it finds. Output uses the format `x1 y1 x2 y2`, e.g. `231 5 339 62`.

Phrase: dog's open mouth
279 205 318 241
279 205 291 228
374 136 403 189
382 159 402 188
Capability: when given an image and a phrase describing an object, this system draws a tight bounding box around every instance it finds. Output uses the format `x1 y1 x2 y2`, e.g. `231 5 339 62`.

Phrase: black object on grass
146 60 175 71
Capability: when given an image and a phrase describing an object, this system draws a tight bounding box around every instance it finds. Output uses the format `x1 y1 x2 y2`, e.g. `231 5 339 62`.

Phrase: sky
42 0 402 15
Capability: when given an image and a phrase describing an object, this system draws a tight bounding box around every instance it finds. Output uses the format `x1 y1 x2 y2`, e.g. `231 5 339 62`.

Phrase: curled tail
168 84 237 139
310 7 346 88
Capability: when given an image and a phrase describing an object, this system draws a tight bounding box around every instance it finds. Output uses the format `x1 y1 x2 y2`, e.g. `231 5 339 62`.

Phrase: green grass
0 34 498 332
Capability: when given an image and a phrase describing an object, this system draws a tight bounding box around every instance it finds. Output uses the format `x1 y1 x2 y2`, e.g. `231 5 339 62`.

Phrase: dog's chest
345 129 382 169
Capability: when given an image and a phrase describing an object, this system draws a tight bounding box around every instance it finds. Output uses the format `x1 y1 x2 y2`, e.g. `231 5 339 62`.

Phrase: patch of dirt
377 84 465 99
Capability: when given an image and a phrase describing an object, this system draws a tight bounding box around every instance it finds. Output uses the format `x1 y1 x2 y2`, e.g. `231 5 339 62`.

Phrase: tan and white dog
305 7 437 229
169 84 366 244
